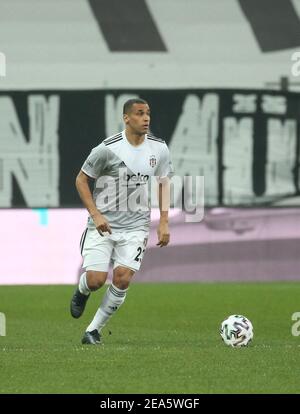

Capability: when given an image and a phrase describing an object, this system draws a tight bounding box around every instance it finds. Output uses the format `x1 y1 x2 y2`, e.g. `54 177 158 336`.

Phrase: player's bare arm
75 170 112 235
157 179 170 247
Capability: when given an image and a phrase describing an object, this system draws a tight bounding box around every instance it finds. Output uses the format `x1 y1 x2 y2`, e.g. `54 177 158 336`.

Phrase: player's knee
86 270 107 291
113 268 134 290
113 276 130 290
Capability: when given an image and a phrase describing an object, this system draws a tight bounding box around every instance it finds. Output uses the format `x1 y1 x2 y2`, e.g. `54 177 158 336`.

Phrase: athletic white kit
80 130 174 272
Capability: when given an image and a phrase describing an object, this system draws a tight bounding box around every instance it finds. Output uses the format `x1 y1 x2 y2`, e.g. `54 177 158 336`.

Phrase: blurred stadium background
1 0 300 395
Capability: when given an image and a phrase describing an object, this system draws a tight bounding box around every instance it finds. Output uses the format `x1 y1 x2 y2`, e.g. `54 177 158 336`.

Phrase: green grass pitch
0 282 300 394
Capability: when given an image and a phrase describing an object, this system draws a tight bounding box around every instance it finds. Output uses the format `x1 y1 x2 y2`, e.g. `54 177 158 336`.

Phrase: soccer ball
220 314 253 347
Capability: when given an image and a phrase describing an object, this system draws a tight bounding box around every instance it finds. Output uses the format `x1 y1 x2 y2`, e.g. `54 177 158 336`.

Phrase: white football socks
78 272 90 296
86 283 128 333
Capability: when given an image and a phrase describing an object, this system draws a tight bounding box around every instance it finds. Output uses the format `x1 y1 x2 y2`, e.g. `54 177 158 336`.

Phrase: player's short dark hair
123 98 149 114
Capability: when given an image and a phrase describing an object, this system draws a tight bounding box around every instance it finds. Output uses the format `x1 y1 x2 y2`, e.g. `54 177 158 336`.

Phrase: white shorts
80 228 149 272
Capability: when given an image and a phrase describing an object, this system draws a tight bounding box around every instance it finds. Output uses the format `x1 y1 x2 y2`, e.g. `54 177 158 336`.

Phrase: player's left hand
156 222 170 247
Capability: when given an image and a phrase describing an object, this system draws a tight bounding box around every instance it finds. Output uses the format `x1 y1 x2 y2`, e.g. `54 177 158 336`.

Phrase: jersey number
134 247 145 262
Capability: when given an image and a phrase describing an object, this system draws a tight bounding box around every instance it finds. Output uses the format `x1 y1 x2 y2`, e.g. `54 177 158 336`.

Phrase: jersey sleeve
81 143 108 179
156 144 174 182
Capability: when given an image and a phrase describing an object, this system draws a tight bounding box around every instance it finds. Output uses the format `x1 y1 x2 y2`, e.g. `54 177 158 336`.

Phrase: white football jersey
81 130 174 232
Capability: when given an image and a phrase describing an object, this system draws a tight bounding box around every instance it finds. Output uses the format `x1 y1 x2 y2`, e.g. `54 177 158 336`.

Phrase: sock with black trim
86 283 128 332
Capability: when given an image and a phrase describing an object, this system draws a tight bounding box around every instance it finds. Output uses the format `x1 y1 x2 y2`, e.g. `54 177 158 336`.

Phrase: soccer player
70 98 174 345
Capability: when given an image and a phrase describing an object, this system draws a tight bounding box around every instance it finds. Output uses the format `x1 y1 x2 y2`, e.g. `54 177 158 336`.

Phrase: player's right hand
93 213 112 236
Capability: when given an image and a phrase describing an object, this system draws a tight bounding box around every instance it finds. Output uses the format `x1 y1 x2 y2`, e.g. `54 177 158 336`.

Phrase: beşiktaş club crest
149 155 157 168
